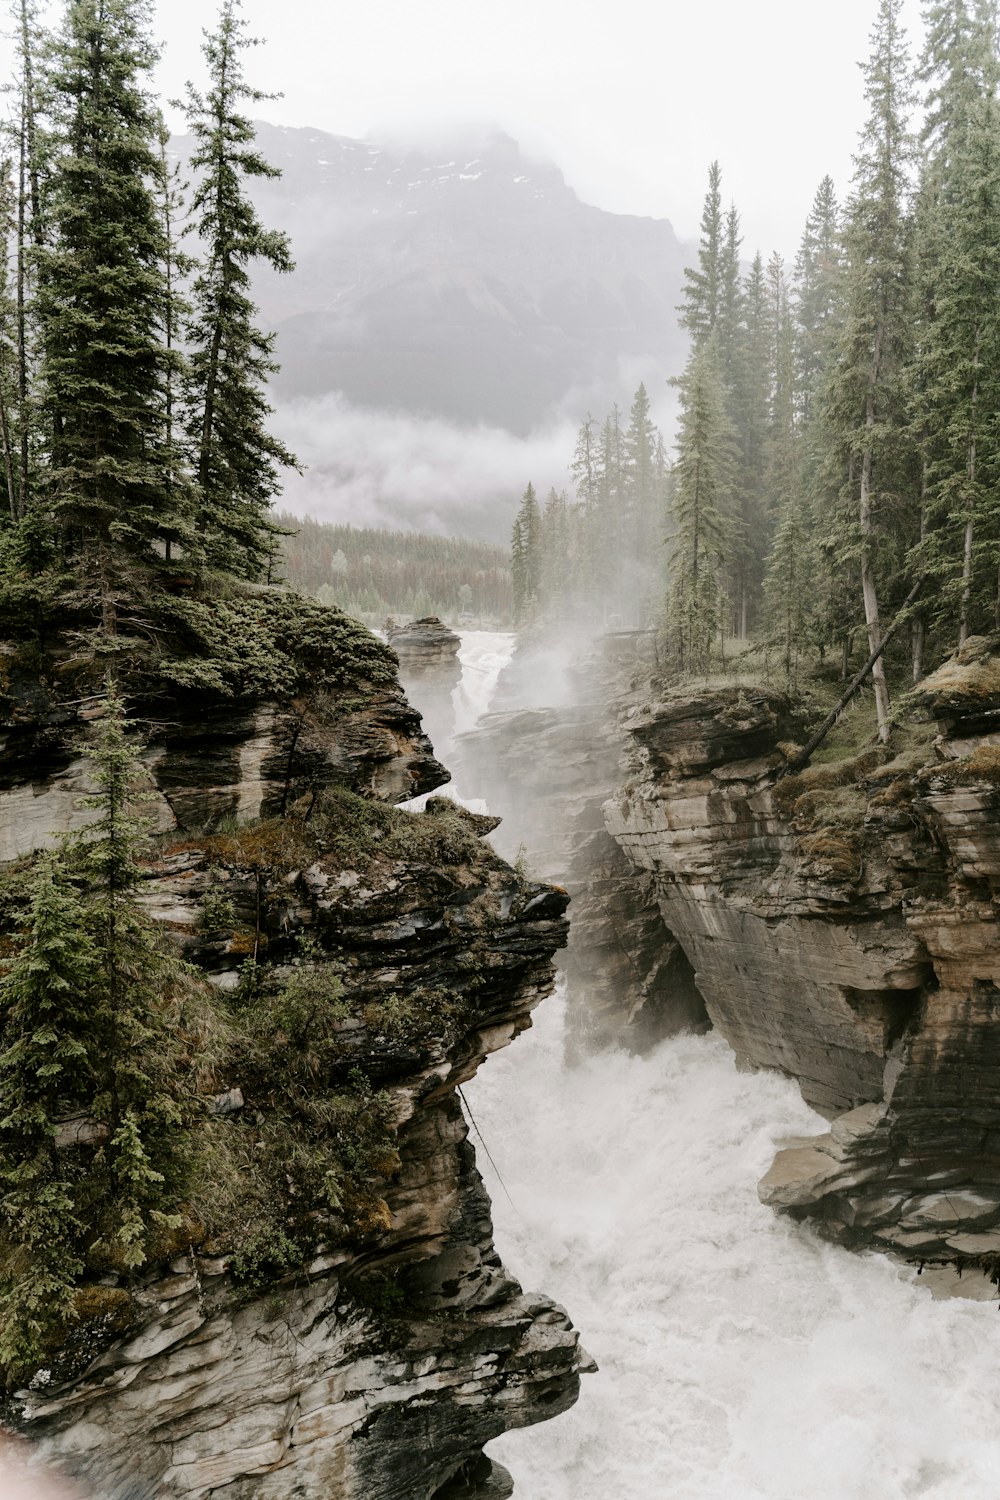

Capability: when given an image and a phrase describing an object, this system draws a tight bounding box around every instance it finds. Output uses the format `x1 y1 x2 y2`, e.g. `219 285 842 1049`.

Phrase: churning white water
453 632 1000 1500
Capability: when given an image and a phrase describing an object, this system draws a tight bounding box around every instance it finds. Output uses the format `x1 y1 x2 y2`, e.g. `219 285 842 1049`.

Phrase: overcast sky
145 0 927 258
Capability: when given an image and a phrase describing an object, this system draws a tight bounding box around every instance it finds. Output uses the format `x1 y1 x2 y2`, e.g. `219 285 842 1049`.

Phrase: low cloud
272 393 578 544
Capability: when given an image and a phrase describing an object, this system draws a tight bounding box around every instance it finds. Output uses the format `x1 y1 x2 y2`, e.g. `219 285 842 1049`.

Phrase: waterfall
453 632 1000 1500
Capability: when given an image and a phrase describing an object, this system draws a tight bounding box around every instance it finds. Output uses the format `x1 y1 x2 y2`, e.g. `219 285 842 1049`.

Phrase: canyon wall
0 601 585 1500
605 641 1000 1270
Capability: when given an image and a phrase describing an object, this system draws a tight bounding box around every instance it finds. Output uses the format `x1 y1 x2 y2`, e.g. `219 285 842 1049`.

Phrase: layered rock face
387 617 463 765
0 609 584 1499
605 650 1000 1267
454 633 708 1050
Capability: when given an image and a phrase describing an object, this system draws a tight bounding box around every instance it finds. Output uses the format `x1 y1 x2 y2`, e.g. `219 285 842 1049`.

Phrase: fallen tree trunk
778 577 924 779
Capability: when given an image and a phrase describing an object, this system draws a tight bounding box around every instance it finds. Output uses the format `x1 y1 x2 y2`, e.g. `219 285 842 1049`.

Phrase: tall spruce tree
35 0 190 592
729 252 771 637
511 482 541 622
71 687 193 1269
679 162 724 342
0 857 96 1379
182 0 297 581
794 176 843 427
913 0 1000 644
826 0 916 740
666 339 735 672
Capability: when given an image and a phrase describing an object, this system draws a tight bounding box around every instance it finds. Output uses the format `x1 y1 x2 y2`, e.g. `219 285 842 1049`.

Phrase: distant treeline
278 515 513 625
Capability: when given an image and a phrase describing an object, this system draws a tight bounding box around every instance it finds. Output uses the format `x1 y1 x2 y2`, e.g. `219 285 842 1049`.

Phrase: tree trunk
959 516 974 648
912 455 928 684
781 576 923 777
859 319 891 743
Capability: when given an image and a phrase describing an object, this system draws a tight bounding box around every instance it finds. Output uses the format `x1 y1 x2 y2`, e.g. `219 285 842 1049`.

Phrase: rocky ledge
605 638 1000 1272
387 618 462 763
0 594 584 1499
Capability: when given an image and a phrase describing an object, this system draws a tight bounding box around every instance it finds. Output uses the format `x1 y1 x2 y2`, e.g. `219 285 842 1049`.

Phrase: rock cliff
0 593 584 1499
386 617 463 766
605 640 1000 1273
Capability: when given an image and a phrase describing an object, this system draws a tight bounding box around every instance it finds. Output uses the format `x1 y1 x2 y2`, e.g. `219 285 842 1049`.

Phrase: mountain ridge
171 122 692 436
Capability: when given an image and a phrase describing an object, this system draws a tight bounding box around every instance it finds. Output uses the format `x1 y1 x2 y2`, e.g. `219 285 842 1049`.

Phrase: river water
451 631 1000 1500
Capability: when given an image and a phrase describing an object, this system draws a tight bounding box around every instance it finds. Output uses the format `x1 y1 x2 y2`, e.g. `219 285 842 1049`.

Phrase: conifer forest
512 0 1000 743
8 0 1000 1492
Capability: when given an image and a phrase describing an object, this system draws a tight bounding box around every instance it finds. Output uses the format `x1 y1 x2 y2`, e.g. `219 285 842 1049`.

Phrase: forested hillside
278 515 513 625
514 0 1000 743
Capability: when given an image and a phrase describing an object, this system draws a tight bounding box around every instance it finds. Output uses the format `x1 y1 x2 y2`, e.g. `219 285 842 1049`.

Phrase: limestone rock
606 659 1000 1265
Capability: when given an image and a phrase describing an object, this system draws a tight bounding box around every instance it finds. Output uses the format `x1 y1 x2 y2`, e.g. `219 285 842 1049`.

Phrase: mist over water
453 633 1000 1500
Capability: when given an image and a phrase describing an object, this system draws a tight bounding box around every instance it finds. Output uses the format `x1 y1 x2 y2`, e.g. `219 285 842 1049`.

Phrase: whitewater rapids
451 631 1000 1500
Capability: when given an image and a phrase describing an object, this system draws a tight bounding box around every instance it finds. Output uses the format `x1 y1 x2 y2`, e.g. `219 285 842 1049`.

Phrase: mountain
183 123 691 436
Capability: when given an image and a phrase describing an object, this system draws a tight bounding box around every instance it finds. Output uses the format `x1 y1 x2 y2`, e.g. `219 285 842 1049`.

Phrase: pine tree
679 162 724 342
511 482 541 622
763 257 815 679
8 0 44 524
72 685 192 1270
666 339 735 672
729 253 771 637
35 0 191 589
717 204 744 389
0 858 96 1378
0 161 18 523
794 176 843 427
826 0 917 740
182 0 297 581
912 0 1000 645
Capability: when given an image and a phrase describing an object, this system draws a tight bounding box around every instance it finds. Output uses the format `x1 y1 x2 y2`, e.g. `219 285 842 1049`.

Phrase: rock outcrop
387 617 462 764
605 642 1000 1271
0 597 585 1499
454 633 708 1051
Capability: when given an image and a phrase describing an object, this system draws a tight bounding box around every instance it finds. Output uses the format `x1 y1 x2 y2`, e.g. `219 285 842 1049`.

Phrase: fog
147 0 926 257
272 378 679 545
273 394 577 544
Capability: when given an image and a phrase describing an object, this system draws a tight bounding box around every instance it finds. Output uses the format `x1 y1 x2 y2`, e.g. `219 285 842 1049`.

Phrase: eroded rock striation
0 597 584 1499
605 640 1000 1268
387 617 463 764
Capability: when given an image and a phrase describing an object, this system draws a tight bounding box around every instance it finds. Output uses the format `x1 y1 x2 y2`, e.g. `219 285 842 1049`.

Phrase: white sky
143 0 926 258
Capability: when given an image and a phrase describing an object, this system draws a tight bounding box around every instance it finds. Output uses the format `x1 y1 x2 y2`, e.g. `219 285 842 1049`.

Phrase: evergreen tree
826 0 917 740
35 0 191 588
511 481 541 622
538 487 571 611
8 0 45 523
764 257 815 679
729 252 771 637
72 686 191 1270
794 176 843 427
666 339 735 672
0 858 96 1378
182 0 297 581
717 204 744 389
679 161 724 342
913 0 1000 644
0 160 18 522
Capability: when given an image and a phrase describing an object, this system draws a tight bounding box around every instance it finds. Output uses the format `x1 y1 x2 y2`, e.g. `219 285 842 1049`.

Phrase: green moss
153 586 397 701
312 787 489 872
